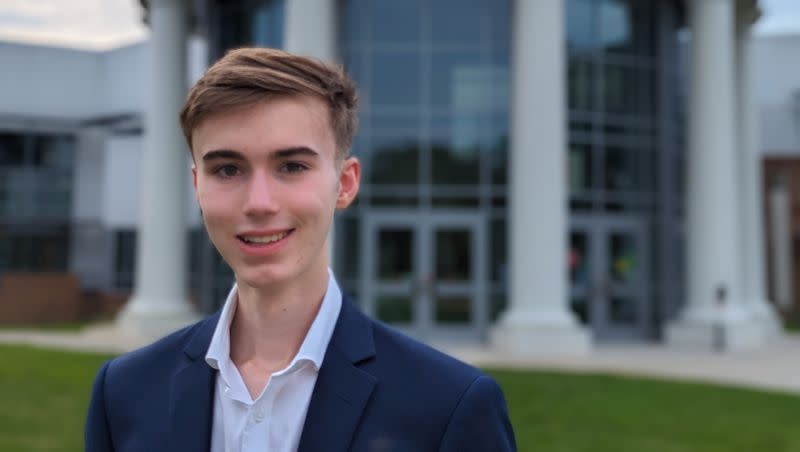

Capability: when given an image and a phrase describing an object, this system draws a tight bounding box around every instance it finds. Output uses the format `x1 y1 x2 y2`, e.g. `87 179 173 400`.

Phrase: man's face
191 95 360 291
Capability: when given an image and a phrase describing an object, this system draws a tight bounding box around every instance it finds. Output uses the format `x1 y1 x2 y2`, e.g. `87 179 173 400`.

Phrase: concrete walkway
1 326 799 395
438 335 800 395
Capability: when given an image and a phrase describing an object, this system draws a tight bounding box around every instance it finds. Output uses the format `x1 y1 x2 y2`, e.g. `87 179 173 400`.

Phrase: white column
284 0 336 61
117 0 197 338
667 0 762 350
283 0 338 265
491 0 589 355
735 5 782 338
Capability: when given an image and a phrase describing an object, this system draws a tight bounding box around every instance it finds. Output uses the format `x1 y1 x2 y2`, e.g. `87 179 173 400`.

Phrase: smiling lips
238 231 290 244
236 230 294 254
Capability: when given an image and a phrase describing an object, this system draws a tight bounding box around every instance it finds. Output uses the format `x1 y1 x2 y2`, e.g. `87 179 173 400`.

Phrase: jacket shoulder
105 313 218 381
366 319 488 401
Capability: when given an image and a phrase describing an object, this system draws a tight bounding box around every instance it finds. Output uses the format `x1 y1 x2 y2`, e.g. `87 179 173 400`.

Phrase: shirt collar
205 269 343 378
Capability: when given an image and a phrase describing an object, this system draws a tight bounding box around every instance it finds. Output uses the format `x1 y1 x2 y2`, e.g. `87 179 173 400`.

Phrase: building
752 33 800 321
0 0 784 352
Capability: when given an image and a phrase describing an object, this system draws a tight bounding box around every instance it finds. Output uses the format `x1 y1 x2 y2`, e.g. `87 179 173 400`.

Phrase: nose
242 170 280 217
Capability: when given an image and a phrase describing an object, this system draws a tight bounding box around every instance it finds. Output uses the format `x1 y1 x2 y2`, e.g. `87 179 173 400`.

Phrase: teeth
242 232 288 244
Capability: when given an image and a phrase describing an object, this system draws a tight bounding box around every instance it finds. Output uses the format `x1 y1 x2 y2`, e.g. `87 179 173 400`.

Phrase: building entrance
569 216 652 340
360 211 488 342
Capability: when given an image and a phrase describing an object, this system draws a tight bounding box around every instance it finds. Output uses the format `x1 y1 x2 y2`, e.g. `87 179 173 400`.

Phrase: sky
0 0 798 50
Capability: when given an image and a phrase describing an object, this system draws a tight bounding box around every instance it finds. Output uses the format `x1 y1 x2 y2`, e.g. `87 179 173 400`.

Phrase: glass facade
565 0 685 338
0 131 74 272
210 0 284 58
337 0 511 323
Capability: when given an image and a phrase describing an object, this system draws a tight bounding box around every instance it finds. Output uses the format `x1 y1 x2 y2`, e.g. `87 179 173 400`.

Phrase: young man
85 48 516 452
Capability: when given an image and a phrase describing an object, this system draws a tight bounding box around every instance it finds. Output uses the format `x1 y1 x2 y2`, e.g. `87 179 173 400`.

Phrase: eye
213 164 241 178
280 161 309 174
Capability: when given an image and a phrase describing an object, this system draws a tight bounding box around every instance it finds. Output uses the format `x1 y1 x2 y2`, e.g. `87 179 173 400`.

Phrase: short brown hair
179 47 359 159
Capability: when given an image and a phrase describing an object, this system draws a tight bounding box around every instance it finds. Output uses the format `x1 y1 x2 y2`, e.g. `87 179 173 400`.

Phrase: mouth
237 229 293 246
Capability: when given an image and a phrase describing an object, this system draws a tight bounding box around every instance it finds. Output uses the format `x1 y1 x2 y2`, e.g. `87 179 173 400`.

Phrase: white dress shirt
205 270 342 452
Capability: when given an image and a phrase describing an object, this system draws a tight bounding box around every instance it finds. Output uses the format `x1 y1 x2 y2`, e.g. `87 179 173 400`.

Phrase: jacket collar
298 295 377 452
168 312 220 451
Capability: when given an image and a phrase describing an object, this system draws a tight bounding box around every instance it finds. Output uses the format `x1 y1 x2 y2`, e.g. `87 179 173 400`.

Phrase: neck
229 263 329 369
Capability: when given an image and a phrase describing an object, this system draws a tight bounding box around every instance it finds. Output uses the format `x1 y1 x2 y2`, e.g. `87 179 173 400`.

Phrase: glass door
361 211 487 342
361 212 420 331
570 216 651 340
429 213 488 341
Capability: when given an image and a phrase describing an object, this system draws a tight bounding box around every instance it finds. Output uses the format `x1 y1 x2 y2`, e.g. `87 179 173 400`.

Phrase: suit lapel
168 313 220 452
298 297 377 452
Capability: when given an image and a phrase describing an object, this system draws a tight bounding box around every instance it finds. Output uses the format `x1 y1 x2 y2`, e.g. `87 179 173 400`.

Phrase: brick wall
763 157 800 323
0 272 83 324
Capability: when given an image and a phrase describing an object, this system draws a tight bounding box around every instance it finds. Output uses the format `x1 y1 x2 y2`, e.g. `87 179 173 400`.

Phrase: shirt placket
241 374 284 452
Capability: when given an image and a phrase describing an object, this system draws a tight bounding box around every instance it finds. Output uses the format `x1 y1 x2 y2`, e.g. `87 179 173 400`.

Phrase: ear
336 157 361 210
191 164 200 203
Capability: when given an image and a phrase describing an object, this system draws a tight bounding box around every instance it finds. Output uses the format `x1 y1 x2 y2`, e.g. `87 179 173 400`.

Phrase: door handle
413 273 435 298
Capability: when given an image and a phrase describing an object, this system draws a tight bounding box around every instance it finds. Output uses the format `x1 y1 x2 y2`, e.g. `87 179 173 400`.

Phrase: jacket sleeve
438 375 517 452
85 360 115 452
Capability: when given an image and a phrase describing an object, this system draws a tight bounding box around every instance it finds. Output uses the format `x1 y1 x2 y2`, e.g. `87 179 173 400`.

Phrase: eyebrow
200 146 319 163
201 149 244 163
272 147 320 159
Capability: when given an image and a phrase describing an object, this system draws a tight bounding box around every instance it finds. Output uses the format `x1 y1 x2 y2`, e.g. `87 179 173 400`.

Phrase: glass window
432 52 497 111
430 0 485 47
604 146 636 191
599 0 632 53
370 51 422 107
369 0 422 44
435 297 471 324
568 58 594 111
371 194 419 206
488 0 511 47
369 132 420 184
33 134 74 169
339 0 365 48
608 232 638 283
0 132 74 222
435 229 472 281
603 65 655 115
0 133 25 166
567 0 595 52
489 136 508 186
115 230 137 289
569 231 590 287
336 216 360 280
378 228 414 280
570 144 593 192
600 0 655 56
0 231 68 272
490 218 507 284
250 1 284 47
431 117 481 185
215 0 283 56
605 145 657 193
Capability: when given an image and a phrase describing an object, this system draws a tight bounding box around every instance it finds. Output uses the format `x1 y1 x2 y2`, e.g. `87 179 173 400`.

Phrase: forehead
191 95 335 159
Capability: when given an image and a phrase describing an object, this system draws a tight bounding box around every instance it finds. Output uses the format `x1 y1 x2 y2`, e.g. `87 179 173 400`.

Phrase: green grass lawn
0 345 113 452
0 322 91 332
2 344 800 452
488 369 800 452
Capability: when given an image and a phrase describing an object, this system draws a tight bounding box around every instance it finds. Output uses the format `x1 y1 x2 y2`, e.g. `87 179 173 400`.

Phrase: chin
235 267 292 290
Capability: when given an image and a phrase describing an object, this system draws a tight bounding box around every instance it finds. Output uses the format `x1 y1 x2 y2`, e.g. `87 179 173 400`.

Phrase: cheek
197 186 236 227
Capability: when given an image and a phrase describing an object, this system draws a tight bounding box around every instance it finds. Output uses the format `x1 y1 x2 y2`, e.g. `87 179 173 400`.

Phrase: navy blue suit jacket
85 296 516 451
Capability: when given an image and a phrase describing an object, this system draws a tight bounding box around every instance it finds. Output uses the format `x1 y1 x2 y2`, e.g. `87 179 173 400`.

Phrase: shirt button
254 410 265 423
